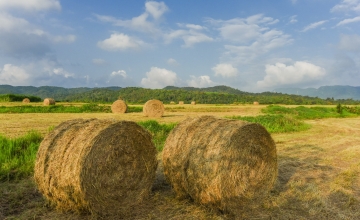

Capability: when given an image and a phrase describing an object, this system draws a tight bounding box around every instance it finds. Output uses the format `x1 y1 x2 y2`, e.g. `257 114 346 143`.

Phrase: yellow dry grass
1 103 360 219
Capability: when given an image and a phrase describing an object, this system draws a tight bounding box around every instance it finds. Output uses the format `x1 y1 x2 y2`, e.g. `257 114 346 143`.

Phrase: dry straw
191 101 196 105
143 99 165 117
34 119 157 217
179 101 184 105
43 98 55 106
22 98 30 103
111 99 127 114
162 115 277 214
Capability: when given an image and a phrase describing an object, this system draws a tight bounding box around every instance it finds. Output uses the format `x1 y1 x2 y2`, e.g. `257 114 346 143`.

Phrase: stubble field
1 103 360 219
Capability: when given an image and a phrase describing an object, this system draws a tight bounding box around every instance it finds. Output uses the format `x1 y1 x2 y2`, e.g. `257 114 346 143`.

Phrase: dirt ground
1 104 360 219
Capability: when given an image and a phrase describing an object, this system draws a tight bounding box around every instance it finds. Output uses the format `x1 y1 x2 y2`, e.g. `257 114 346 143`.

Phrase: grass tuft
0 131 43 181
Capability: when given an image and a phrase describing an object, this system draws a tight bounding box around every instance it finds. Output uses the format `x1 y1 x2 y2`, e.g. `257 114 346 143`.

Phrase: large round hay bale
253 101 259 105
143 99 164 117
111 100 127 114
34 119 157 217
43 98 55 106
179 101 184 105
162 116 277 213
22 98 30 103
191 101 196 105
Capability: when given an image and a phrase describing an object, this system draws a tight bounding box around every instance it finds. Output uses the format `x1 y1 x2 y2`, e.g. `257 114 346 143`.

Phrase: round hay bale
179 101 184 105
22 98 30 103
34 119 157 217
191 101 196 105
143 99 164 117
43 98 55 106
162 116 277 213
170 101 175 105
111 100 127 114
253 101 259 105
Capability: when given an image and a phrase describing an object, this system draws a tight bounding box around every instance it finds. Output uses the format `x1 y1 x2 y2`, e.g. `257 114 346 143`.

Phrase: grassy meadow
1 103 360 219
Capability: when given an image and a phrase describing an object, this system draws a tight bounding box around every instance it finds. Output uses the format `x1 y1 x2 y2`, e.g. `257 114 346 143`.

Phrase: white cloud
289 15 298 24
52 68 73 78
223 30 293 64
92 58 107 65
0 13 29 32
0 64 30 86
212 63 238 78
336 16 360 26
145 1 168 20
208 14 279 43
301 20 328 32
339 34 360 51
331 0 360 13
111 70 127 78
97 33 146 51
187 75 215 87
167 58 179 66
95 1 168 35
164 28 213 47
0 0 61 12
141 67 178 88
257 61 326 88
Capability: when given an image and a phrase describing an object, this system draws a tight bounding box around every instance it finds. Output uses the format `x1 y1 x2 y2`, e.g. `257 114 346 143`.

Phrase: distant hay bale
34 119 157 217
22 98 30 103
191 101 196 105
170 101 175 105
43 98 55 106
253 101 259 105
143 99 164 117
162 116 277 213
179 101 184 105
111 100 127 114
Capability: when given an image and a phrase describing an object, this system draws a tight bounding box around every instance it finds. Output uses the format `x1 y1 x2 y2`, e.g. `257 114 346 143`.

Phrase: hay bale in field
111 99 127 114
170 101 175 104
191 101 196 105
143 99 164 117
34 119 157 217
43 98 55 106
22 98 30 103
179 101 184 105
162 115 277 213
253 101 259 105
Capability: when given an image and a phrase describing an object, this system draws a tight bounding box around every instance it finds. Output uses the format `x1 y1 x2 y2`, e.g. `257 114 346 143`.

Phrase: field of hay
1 103 360 219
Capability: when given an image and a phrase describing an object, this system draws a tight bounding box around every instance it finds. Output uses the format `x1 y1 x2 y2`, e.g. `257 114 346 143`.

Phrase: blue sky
0 0 359 92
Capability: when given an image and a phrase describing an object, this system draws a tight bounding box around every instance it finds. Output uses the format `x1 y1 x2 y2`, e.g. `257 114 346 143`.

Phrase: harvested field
1 104 360 219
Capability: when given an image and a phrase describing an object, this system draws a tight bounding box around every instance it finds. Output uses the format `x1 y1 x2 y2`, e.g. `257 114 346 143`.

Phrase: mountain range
273 85 360 100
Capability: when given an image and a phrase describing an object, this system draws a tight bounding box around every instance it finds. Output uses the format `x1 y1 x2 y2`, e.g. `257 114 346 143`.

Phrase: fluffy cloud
212 63 238 78
141 67 178 88
209 14 292 64
111 70 127 78
289 15 298 24
336 16 360 26
0 0 61 12
0 64 30 86
187 75 215 87
164 25 213 47
167 58 179 66
301 20 328 32
145 1 168 20
257 61 326 88
331 0 360 13
0 12 75 58
97 33 146 51
339 34 360 51
95 1 168 35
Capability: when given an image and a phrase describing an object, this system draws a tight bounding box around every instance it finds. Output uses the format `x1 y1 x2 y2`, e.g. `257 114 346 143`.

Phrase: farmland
1 103 360 219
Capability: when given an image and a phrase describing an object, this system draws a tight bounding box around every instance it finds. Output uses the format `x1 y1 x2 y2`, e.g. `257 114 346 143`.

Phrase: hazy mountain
273 85 360 100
